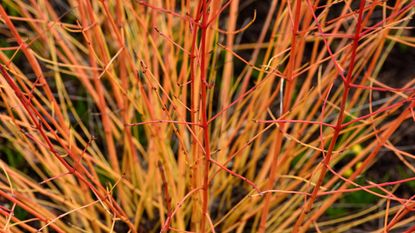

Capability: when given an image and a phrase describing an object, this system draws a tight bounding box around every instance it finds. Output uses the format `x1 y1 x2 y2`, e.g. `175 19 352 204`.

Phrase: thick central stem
292 1 366 231
199 1 211 233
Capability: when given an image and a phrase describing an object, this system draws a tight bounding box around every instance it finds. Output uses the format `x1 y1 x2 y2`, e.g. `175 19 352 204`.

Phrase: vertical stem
292 1 366 232
79 0 120 177
199 1 211 232
159 161 173 233
258 0 302 231
189 4 201 232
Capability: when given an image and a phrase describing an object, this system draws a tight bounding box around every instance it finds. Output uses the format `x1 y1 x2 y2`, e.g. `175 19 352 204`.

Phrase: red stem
199 1 211 232
292 1 367 232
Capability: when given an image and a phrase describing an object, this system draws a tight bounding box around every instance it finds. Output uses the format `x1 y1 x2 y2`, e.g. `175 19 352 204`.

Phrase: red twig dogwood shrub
0 0 414 232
